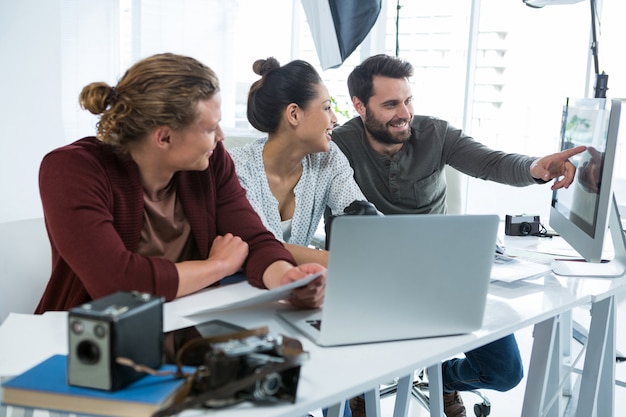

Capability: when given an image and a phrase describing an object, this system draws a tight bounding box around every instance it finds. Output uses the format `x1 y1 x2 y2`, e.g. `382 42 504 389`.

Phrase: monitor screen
549 97 625 277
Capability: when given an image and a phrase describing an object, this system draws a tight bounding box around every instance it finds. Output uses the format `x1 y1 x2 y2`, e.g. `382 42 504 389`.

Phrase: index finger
560 145 587 159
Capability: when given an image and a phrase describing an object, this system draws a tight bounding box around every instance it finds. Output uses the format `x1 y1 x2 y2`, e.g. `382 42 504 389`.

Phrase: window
7 0 622 222
65 0 626 218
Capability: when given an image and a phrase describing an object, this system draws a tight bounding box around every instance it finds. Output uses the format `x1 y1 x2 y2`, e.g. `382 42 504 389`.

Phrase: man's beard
363 107 412 145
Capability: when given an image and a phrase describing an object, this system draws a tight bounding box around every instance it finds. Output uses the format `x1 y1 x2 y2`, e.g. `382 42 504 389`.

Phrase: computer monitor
549 97 626 277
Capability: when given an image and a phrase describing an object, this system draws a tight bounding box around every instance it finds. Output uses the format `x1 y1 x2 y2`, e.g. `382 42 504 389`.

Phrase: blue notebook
1 355 188 417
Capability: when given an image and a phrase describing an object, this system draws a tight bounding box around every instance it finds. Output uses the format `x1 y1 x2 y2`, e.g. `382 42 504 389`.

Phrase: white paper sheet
163 271 323 328
491 254 552 283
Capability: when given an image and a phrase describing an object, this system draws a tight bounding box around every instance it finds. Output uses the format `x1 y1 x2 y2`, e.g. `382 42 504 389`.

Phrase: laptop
277 214 499 346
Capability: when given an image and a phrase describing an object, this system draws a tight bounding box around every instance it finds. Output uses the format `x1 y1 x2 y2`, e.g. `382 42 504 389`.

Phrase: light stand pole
589 0 608 97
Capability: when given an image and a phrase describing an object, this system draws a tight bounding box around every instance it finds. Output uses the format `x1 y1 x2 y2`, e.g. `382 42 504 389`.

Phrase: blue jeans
329 335 521 415
441 333 524 392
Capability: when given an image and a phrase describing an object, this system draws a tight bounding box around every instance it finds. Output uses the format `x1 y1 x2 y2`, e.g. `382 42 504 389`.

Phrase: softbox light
301 0 382 70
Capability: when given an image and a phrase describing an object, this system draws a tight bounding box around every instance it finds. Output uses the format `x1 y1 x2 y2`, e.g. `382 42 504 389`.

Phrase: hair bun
253 57 280 77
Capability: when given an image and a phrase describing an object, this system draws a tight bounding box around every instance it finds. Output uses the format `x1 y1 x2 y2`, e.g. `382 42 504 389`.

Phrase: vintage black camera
199 333 303 405
161 326 307 413
67 291 164 391
505 214 542 236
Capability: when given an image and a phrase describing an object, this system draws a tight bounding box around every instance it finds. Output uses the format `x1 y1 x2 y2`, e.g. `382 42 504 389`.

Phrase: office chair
0 218 69 417
323 200 380 250
0 218 51 324
380 370 492 417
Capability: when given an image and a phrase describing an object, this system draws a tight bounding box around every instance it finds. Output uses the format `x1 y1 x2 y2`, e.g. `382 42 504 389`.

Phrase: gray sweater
331 116 541 215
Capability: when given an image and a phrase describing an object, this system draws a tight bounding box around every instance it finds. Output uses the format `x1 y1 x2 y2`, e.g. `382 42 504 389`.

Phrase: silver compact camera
505 214 541 236
67 291 164 391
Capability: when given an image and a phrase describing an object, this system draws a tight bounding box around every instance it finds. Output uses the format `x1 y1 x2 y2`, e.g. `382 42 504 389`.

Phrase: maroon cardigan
35 137 295 313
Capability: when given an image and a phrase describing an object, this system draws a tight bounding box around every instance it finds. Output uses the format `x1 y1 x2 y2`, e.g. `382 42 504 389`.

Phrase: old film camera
504 214 542 236
156 323 308 416
68 291 307 413
68 291 164 391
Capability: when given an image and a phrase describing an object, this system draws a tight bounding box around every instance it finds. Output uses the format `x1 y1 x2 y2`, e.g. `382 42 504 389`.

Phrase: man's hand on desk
282 263 327 309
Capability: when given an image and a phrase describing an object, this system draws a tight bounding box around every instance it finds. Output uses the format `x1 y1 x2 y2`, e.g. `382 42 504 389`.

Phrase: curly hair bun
252 57 280 77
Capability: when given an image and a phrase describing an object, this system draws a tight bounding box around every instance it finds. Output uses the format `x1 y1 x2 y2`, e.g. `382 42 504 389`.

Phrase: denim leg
441 333 524 392
322 400 352 417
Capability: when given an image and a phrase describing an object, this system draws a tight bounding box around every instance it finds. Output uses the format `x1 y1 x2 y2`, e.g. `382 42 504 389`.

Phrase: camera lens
76 340 101 364
94 324 107 338
70 320 84 335
519 222 532 236
253 372 282 399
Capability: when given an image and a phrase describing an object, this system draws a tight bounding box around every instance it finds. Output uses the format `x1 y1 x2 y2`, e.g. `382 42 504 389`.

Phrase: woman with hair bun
229 57 373 267
36 53 325 313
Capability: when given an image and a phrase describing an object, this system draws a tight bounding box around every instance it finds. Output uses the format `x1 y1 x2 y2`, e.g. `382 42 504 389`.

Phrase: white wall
0 1 117 222
0 0 278 223
1 1 62 222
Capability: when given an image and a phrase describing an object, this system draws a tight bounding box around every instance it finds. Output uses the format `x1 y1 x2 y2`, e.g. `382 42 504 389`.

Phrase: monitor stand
551 195 626 278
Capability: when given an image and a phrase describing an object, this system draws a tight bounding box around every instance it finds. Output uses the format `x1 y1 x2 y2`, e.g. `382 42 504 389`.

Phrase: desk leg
392 374 413 417
364 386 382 417
575 296 615 417
521 316 562 417
560 309 573 398
325 401 346 417
427 363 443 417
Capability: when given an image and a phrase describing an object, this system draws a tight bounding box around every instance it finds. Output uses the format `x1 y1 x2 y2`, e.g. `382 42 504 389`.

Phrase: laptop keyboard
306 319 322 330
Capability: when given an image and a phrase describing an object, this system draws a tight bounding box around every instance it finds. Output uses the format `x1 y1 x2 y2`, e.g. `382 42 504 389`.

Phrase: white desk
2 271 625 417
521 273 625 417
163 274 603 417
504 233 626 417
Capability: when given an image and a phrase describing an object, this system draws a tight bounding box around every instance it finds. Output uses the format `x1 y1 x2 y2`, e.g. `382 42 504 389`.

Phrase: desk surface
169 273 624 417
3 237 626 417
504 234 626 301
